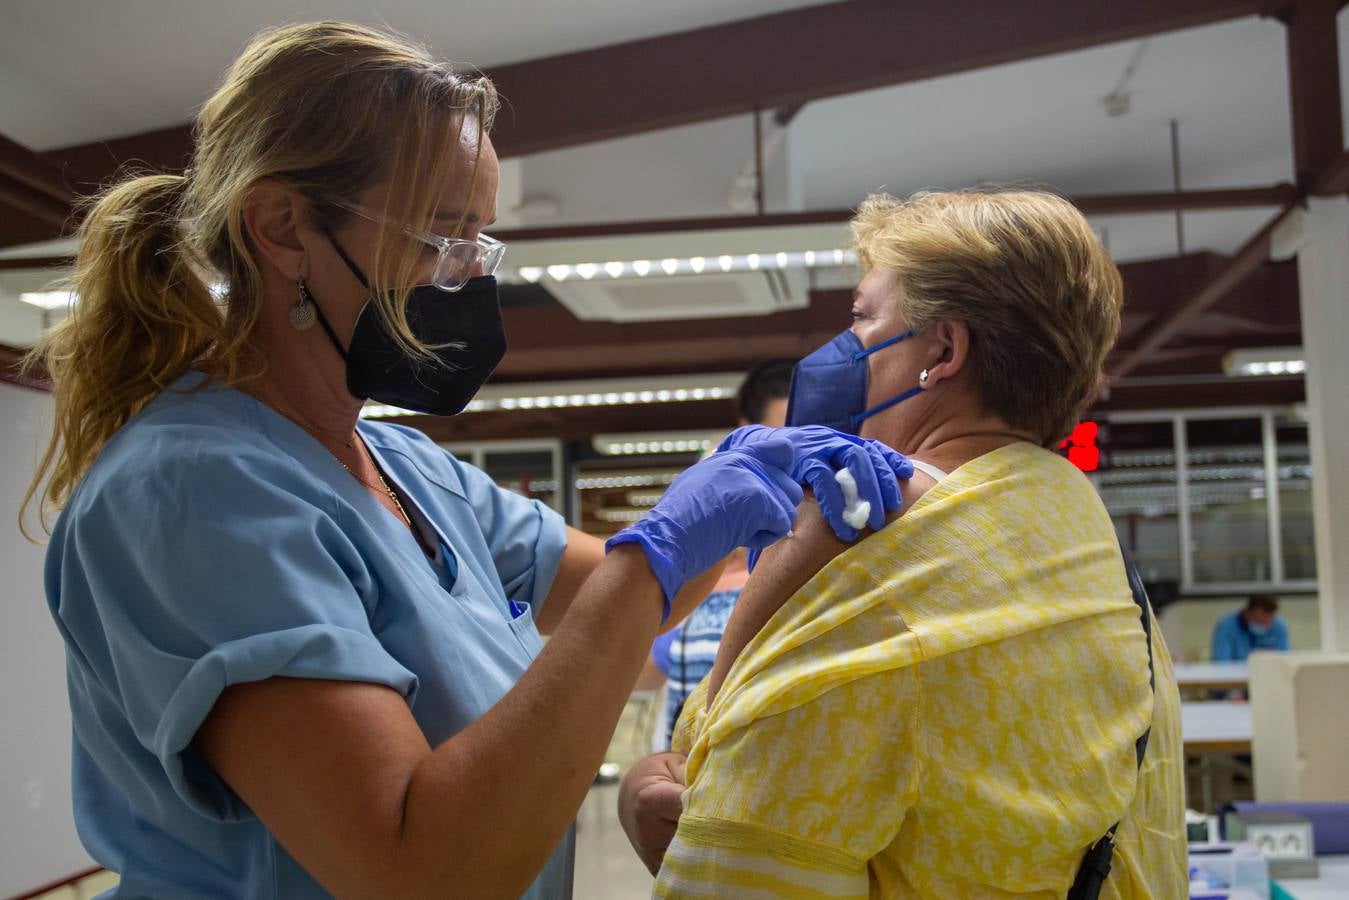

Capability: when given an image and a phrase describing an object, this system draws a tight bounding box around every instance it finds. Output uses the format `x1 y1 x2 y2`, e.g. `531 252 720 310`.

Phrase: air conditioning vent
541 270 807 322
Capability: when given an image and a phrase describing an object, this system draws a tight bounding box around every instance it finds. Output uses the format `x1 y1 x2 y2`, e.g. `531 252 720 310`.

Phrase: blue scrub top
45 372 573 899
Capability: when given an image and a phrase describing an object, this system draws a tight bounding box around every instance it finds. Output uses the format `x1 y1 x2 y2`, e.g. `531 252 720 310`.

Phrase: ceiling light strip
361 373 743 419
517 248 856 283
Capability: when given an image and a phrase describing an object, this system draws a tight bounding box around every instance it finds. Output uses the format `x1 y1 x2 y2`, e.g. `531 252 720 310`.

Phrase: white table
1278 855 1349 899
1181 701 1254 813
1182 701 1253 753
1174 661 1250 693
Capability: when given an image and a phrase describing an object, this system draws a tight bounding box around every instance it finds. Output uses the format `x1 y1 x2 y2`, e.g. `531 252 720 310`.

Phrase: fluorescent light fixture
592 429 723 457
520 249 857 284
360 373 741 420
574 471 682 491
19 290 75 310
1222 346 1306 378
597 508 646 523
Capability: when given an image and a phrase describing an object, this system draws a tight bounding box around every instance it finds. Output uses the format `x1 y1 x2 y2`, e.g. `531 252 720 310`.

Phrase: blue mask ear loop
851 384 925 429
848 330 920 429
850 330 913 362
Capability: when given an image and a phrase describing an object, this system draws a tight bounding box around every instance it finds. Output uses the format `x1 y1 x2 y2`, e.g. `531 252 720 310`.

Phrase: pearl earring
919 368 931 388
288 278 316 331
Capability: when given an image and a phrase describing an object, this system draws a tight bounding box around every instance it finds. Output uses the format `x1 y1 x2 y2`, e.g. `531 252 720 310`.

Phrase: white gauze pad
833 468 871 531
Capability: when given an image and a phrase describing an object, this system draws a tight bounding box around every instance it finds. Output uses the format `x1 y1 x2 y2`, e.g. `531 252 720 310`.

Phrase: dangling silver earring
919 368 931 388
289 278 316 331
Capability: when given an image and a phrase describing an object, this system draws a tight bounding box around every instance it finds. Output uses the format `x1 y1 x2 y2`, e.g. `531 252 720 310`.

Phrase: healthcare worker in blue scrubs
26 23 912 899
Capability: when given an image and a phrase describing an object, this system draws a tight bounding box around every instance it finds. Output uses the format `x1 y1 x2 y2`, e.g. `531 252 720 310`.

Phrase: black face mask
308 235 507 416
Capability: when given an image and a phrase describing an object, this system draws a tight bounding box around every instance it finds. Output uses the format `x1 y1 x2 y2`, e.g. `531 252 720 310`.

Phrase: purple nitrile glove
718 424 914 543
606 437 804 620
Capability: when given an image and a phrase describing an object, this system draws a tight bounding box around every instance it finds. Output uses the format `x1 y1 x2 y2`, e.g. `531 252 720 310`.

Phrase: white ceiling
0 0 823 150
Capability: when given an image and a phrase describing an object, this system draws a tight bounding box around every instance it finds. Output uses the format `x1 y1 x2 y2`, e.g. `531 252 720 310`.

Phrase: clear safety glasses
334 199 506 293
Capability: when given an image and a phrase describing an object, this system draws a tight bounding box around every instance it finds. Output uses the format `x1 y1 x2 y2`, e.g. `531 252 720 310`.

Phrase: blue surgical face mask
786 329 921 434
1247 621 1274 637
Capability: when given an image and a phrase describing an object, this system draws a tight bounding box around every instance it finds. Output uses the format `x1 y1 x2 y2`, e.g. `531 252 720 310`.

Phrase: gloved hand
718 425 914 541
606 436 804 619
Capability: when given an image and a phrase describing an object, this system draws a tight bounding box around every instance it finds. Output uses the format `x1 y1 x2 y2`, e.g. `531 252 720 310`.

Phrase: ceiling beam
1314 148 1349 195
0 255 70 271
29 0 1270 192
0 134 77 204
490 184 1296 242
0 177 71 230
0 0 1279 247
1278 0 1344 191
1108 206 1293 378
387 375 1305 443
386 376 1306 444
485 252 1296 386
483 0 1270 156
0 184 1296 268
0 133 81 235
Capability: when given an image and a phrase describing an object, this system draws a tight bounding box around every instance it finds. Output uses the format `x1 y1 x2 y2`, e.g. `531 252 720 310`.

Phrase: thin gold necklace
248 389 411 527
336 457 413 527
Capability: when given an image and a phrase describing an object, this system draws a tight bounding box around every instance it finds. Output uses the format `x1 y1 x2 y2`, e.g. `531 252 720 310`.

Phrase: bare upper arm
196 677 432 896
535 526 606 634
705 471 937 707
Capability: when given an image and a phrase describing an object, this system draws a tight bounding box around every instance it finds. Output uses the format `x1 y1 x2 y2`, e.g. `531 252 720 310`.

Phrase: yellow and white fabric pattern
657 442 1185 899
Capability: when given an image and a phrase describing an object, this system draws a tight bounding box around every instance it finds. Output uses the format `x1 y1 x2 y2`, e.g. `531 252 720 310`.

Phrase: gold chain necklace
250 390 412 528
337 458 413 527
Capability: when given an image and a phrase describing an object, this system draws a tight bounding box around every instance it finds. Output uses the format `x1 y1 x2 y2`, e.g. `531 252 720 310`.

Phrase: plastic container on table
1188 842 1270 900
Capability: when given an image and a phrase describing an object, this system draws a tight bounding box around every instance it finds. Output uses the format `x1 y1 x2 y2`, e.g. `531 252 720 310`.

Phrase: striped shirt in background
662 589 741 749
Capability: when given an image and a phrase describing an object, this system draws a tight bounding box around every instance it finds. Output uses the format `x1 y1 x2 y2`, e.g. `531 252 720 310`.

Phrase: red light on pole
1060 421 1102 472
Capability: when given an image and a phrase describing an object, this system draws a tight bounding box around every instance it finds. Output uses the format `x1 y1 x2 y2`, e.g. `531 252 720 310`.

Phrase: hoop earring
919 368 931 388
288 278 317 331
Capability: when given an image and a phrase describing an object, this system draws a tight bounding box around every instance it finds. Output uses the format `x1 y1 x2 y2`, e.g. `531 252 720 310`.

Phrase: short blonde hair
851 190 1123 445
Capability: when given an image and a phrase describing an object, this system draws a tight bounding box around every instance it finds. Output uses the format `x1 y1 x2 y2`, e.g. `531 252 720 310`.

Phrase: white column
1294 196 1349 652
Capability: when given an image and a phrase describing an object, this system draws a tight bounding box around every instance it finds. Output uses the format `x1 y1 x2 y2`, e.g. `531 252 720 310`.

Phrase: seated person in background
1211 593 1290 661
626 189 1187 898
651 359 796 749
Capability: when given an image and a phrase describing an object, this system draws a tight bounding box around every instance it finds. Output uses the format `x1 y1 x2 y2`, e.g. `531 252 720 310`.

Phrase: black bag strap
1067 544 1155 900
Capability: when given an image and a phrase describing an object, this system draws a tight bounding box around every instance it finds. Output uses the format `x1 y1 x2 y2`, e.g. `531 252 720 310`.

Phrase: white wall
0 381 94 895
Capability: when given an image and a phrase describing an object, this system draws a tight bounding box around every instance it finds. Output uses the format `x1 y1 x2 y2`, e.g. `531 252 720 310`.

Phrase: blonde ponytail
20 173 242 536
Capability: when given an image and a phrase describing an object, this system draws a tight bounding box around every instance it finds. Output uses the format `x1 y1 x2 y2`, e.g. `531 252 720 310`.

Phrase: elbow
375 846 540 900
376 784 553 900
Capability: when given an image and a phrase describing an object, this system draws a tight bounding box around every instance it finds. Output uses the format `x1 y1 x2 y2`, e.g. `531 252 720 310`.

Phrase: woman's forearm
394 545 669 896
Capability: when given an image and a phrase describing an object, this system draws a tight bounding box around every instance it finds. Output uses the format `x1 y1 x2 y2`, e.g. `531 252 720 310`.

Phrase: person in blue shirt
1211 594 1291 661
21 22 911 900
